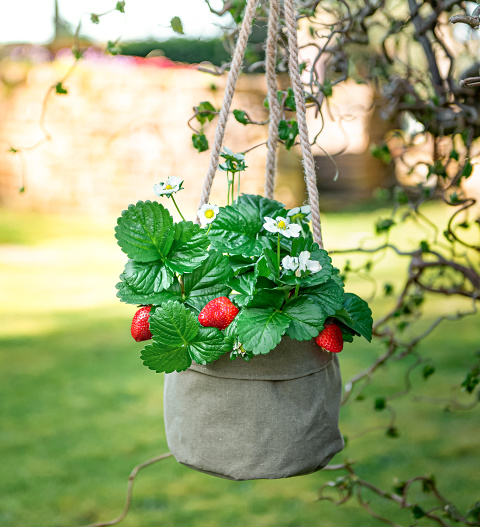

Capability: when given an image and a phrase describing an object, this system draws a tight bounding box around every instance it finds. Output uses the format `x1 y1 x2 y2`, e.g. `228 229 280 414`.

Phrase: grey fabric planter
163 337 344 480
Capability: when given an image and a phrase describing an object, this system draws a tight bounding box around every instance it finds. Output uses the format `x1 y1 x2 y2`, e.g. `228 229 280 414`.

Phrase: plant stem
231 173 235 204
171 195 186 222
178 274 186 301
206 223 212 235
227 171 231 206
294 284 300 298
277 234 281 278
237 173 241 203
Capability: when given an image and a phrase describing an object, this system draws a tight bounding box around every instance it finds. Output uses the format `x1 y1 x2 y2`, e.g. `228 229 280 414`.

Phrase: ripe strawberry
131 305 153 342
198 296 239 330
315 321 343 353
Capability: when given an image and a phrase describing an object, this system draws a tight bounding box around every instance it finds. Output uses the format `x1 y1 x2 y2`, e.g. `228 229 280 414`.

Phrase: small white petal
286 224 302 238
300 205 311 215
282 256 299 271
306 260 322 273
287 207 300 217
167 176 183 187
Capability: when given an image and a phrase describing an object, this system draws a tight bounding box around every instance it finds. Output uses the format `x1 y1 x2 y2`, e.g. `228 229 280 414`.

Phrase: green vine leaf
170 16 184 35
278 119 299 150
192 133 209 152
233 109 249 125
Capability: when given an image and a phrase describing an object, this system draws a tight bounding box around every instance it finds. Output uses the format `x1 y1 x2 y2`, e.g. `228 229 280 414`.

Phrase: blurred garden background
0 1 479 526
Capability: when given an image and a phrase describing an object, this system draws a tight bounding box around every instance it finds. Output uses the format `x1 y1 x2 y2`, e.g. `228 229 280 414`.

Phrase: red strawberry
131 305 153 342
315 321 343 353
198 297 239 330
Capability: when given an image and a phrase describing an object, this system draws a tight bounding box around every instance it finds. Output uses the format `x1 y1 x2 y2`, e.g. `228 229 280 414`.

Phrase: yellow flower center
165 184 173 190
205 209 215 219
277 220 287 229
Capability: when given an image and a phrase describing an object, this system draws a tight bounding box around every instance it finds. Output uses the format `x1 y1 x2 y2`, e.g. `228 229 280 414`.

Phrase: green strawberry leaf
188 326 230 364
335 293 373 342
183 250 233 311
116 260 178 304
228 268 258 294
300 279 345 318
115 201 175 263
208 203 265 256
256 247 278 281
245 289 285 309
237 194 285 219
236 306 290 354
283 297 327 340
167 221 209 273
141 301 229 373
229 255 255 275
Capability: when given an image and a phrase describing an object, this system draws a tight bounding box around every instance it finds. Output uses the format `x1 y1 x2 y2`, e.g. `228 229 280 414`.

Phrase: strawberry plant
115 165 373 374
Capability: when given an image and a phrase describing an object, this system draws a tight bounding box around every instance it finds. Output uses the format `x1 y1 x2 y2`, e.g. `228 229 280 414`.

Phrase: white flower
153 176 183 197
197 203 219 226
282 255 299 271
287 205 312 223
295 251 323 277
263 216 302 238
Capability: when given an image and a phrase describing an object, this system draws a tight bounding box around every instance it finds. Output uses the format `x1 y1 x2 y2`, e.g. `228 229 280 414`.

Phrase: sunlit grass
0 205 478 527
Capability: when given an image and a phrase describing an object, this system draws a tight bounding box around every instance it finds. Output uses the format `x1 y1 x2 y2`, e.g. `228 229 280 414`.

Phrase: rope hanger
197 0 324 249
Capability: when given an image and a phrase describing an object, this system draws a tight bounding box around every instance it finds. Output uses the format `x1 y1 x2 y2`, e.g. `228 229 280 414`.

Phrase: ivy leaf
278 119 299 150
233 109 249 125
284 87 296 111
194 101 216 125
183 250 233 311
236 307 290 355
115 201 175 263
55 82 68 95
141 301 229 373
209 203 265 256
301 279 345 318
283 297 326 340
170 16 184 35
168 221 209 273
116 1 125 13
460 160 473 180
375 218 395 235
116 260 178 304
192 132 209 152
335 293 373 342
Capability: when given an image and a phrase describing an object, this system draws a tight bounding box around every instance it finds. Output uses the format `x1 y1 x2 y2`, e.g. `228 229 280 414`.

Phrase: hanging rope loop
264 0 281 199
198 0 261 210
198 0 324 249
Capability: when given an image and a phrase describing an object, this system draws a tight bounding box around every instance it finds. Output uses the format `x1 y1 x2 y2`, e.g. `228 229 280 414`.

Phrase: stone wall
0 54 388 221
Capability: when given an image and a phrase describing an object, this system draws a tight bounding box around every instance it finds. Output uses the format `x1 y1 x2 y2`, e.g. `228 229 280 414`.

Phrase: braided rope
197 0 261 210
284 0 324 248
264 0 281 199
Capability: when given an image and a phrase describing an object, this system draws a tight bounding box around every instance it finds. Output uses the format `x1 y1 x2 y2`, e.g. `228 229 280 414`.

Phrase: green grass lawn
0 205 478 527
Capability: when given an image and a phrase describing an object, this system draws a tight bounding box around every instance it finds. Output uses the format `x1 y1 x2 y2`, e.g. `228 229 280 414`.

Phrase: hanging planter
115 0 373 481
